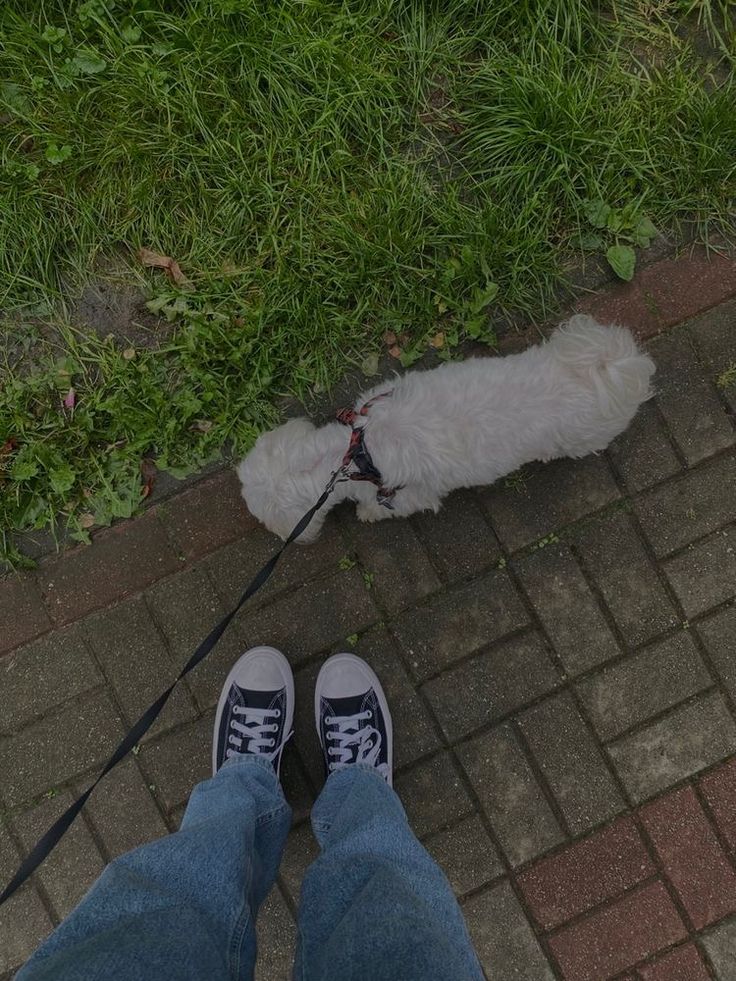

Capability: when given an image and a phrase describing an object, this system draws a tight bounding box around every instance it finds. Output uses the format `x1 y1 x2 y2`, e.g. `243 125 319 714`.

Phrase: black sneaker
315 653 393 785
212 646 294 776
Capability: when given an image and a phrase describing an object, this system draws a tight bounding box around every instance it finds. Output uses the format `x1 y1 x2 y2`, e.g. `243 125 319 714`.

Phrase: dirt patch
71 278 172 350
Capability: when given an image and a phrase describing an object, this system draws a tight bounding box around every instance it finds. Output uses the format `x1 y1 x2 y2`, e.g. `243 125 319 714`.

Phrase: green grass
1 0 735 564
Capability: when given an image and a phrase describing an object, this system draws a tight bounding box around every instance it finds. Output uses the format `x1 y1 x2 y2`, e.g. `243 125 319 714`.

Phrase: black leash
0 467 348 909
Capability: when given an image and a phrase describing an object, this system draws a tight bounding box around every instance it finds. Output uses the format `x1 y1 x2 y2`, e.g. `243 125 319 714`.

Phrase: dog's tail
548 314 655 416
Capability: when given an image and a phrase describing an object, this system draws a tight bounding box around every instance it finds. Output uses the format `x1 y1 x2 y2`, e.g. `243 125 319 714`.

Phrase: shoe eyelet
366 711 372 719
273 709 281 718
325 715 333 725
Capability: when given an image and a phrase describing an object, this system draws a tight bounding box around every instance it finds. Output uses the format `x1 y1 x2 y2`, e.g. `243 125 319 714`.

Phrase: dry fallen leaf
78 512 95 529
361 353 380 377
140 457 157 500
383 330 397 346
388 345 403 359
138 247 192 288
430 331 445 349
1 438 17 457
122 347 136 361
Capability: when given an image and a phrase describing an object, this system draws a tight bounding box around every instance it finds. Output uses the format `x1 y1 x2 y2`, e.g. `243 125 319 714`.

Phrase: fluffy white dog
238 315 654 543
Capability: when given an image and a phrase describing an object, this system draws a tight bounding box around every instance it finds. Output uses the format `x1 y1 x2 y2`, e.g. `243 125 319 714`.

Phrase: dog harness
336 391 400 509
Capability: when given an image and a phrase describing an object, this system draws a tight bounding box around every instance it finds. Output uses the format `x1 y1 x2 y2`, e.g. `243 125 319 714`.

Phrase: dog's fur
238 315 655 543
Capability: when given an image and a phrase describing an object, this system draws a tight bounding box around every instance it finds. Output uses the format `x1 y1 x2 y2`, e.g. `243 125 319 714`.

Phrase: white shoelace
325 710 389 779
227 705 281 760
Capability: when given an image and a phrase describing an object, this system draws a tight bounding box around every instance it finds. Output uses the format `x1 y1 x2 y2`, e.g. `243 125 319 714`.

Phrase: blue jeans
18 757 484 981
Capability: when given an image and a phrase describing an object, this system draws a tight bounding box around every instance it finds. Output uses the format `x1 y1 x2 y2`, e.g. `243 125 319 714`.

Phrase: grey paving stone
607 400 682 492
480 455 620 551
394 753 474 839
572 511 678 646
608 692 736 802
84 596 198 739
204 521 345 610
14 792 105 920
254 884 297 981
691 297 736 413
0 624 102 731
422 632 560 741
279 822 319 907
698 606 736 705
425 814 503 896
236 567 379 666
393 570 528 681
702 914 736 981
352 626 440 768
458 724 564 866
412 489 501 584
0 823 53 974
139 714 212 813
76 759 168 859
576 631 713 741
634 454 736 557
519 691 623 834
462 880 555 980
652 329 735 465
342 515 440 615
145 565 251 712
515 543 620 675
0 691 125 807
664 524 736 618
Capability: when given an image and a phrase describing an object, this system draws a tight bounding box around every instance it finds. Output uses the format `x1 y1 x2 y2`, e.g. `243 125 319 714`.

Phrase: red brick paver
576 244 736 339
641 786 736 930
37 509 180 625
700 758 736 855
548 881 687 981
157 470 257 562
518 818 654 930
637 942 710 981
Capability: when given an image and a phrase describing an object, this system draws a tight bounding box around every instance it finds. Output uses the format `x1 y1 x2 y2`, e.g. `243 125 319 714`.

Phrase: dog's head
237 418 336 543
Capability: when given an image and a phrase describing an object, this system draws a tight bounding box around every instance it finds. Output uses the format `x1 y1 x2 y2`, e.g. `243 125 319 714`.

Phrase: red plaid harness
336 391 400 509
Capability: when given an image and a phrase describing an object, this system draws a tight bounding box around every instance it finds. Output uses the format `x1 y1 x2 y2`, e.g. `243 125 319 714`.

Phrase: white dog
238 315 654 543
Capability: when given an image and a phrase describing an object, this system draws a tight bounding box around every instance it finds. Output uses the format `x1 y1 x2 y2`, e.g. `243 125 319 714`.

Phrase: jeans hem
220 753 290 828
312 764 390 836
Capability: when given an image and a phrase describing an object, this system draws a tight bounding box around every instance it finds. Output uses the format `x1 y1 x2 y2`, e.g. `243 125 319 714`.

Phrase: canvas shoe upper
212 646 294 776
315 653 393 786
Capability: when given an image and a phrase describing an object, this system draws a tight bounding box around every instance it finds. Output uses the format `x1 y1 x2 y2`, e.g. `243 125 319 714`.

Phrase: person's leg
18 646 295 981
294 654 483 981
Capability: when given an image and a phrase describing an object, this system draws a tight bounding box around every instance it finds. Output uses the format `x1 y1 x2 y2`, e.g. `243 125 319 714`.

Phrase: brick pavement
1 253 736 978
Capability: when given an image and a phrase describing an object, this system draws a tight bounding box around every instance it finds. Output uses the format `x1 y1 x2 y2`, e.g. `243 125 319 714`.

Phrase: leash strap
0 470 346 909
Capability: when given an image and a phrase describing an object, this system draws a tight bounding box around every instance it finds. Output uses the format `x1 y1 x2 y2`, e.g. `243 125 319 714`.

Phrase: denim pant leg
17 756 291 981
293 766 484 981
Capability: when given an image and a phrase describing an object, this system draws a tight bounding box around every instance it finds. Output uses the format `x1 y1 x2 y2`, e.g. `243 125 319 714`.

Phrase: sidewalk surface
1 249 736 979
